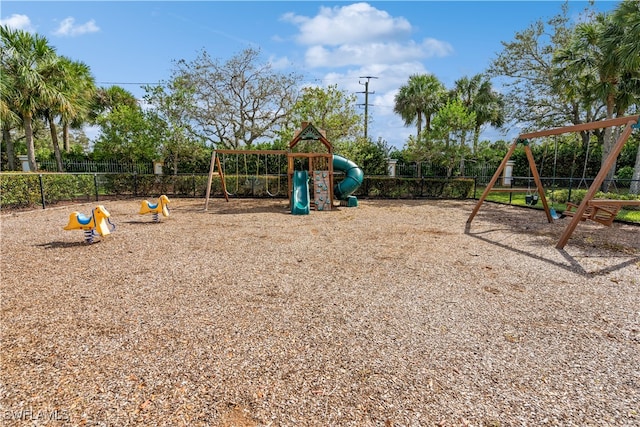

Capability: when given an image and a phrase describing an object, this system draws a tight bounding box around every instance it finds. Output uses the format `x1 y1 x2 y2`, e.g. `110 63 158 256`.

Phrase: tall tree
553 3 640 191
487 3 600 134
0 61 21 170
431 99 476 177
92 104 165 164
90 85 139 122
405 99 476 177
602 0 640 194
451 74 505 154
393 74 445 138
279 84 363 147
0 25 70 172
35 57 95 171
144 77 205 175
57 57 96 153
171 47 301 149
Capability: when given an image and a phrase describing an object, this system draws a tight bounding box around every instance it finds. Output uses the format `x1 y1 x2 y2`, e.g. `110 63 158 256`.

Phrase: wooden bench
563 199 640 227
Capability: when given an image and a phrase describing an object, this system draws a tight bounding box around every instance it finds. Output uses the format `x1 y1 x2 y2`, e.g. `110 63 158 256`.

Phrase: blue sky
2 1 620 149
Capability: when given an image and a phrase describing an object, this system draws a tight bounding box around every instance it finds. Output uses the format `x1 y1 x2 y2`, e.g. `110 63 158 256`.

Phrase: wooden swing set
466 114 640 249
202 123 339 212
203 149 288 210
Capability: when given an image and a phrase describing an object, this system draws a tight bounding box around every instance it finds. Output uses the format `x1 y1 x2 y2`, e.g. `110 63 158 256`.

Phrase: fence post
568 177 573 203
94 174 99 201
39 174 46 209
509 179 514 204
473 176 477 199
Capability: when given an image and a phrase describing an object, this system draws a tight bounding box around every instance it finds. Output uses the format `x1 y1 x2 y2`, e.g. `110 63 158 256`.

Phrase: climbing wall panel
313 171 331 211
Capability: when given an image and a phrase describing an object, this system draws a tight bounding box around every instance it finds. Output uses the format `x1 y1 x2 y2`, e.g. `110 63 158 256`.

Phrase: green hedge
0 173 474 210
0 173 95 208
357 177 474 199
549 188 640 210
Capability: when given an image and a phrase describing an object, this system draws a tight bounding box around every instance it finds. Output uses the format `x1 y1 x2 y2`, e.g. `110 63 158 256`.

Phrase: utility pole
358 76 378 140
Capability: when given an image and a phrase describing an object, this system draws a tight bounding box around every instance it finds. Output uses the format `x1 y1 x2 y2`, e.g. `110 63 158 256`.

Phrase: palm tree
553 5 640 191
451 74 505 154
0 63 21 170
1 25 68 171
39 57 77 171
393 74 445 138
601 0 640 194
57 57 96 153
91 85 139 118
602 0 640 72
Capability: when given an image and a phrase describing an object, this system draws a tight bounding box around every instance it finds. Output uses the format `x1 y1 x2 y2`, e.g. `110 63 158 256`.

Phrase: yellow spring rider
63 205 116 243
139 195 170 222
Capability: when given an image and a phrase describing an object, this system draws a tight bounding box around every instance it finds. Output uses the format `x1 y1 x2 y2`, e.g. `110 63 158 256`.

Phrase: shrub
616 166 634 181
0 173 96 209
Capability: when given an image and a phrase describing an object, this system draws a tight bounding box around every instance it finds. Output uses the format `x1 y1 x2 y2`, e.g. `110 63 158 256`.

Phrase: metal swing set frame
466 114 640 249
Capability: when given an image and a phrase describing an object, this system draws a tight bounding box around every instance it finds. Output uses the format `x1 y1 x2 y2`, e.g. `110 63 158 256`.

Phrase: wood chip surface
1 198 639 426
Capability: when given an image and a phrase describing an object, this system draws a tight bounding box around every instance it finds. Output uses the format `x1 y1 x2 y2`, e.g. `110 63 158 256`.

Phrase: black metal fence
2 158 638 211
38 160 154 174
394 160 498 182
0 172 477 210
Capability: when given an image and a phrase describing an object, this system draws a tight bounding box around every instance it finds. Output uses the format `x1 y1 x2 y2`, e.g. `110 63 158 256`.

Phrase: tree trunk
473 124 481 154
2 124 16 170
48 115 64 172
24 113 38 172
630 143 640 196
173 152 178 175
63 123 70 152
600 96 617 192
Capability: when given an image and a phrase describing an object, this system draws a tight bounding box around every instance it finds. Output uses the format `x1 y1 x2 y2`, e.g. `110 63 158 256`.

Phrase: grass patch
476 187 640 224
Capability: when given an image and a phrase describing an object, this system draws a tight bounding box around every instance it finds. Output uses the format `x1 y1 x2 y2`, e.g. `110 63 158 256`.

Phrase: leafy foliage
93 105 165 163
334 137 389 176
360 177 473 199
0 173 94 208
278 84 363 146
170 47 301 149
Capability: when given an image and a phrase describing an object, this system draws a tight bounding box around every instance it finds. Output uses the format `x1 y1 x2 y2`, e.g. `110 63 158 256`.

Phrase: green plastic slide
291 170 310 215
333 154 364 200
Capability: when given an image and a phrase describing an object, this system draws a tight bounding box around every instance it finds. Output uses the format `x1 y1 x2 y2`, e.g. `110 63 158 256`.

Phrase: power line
357 76 378 140
97 82 166 86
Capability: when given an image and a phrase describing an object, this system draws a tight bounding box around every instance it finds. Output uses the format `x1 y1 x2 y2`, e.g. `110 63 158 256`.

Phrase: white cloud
281 2 456 148
0 14 35 31
312 61 434 149
319 62 428 95
305 38 452 68
283 3 411 46
283 3 452 70
53 17 100 37
268 55 294 70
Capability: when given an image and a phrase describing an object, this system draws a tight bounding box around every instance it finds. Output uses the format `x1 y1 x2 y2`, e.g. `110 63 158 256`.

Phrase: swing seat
525 194 539 206
563 201 622 227
563 203 592 222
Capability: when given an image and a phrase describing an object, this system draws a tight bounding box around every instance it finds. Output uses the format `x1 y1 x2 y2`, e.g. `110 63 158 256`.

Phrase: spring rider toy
139 195 170 222
63 205 116 243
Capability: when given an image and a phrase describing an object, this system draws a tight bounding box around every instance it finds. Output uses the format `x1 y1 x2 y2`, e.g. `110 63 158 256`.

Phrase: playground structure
466 115 640 249
63 205 116 243
203 123 364 214
139 194 171 222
